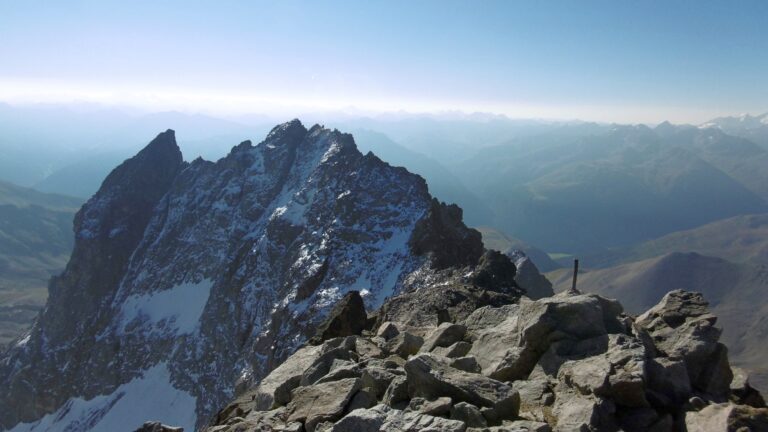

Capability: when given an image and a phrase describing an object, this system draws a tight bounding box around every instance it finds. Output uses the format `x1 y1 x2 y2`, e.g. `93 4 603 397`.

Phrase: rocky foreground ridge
192 286 768 432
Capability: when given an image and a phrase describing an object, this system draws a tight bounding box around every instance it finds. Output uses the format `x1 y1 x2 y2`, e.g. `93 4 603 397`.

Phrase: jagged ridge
0 120 502 431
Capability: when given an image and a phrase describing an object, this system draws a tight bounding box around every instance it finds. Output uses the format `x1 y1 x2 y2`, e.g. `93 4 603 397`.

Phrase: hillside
0 181 81 347
585 213 768 268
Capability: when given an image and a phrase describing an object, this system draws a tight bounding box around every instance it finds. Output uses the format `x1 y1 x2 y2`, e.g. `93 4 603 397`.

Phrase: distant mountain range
454 123 768 254
700 112 768 148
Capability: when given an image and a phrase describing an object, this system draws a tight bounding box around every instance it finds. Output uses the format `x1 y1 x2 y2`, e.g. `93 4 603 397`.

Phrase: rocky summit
206 289 767 432
0 120 495 431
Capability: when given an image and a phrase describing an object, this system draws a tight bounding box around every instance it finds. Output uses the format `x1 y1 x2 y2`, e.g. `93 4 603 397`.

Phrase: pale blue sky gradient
1 0 766 123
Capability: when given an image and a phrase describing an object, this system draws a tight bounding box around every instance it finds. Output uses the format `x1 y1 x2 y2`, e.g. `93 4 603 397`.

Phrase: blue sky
1 0 766 123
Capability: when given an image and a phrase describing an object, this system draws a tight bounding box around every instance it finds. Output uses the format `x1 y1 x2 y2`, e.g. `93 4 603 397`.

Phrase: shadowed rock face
0 120 511 431
208 288 767 432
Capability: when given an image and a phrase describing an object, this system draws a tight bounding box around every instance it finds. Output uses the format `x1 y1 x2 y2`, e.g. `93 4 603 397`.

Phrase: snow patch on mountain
8 363 196 432
118 279 213 335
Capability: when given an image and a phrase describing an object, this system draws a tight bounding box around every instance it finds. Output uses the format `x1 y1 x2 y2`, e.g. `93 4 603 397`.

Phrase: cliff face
0 121 497 431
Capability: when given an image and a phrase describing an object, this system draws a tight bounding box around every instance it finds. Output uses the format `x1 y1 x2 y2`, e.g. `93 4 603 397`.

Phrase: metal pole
571 259 579 293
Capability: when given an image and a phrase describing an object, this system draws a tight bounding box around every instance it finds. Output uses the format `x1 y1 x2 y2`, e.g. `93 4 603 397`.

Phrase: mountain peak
0 122 499 431
265 118 308 142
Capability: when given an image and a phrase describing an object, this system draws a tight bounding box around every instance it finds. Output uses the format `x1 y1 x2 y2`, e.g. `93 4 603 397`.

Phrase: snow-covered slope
0 120 485 431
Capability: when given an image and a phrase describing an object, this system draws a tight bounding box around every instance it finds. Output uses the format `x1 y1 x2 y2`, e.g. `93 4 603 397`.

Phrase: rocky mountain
548 252 768 393
700 113 768 149
0 121 508 431
201 286 767 432
350 129 493 226
477 226 561 273
0 181 81 347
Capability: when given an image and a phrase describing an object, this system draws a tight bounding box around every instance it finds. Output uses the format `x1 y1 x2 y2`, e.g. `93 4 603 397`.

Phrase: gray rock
382 375 409 407
462 305 519 337
376 322 400 340
451 402 487 428
384 332 424 359
361 367 403 398
251 344 324 410
300 347 355 386
287 378 361 432
551 390 617 432
450 356 482 374
418 396 453 416
311 291 368 344
646 357 691 406
330 405 386 432
346 388 377 412
470 293 619 382
354 337 385 359
420 323 468 353
405 354 519 421
685 402 768 432
315 361 362 385
506 249 554 300
333 404 467 432
730 367 766 408
433 341 473 358
636 290 733 397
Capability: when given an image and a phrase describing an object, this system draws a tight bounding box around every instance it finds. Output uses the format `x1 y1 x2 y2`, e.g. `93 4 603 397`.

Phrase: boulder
404 354 519 420
685 402 768 432
451 402 487 428
420 323 468 353
354 337 385 359
433 341 473 358
331 404 467 432
300 347 355 386
450 356 482 374
470 293 621 382
506 249 555 300
383 332 424 359
242 344 324 412
346 388 377 412
382 375 409 407
287 378 361 432
376 322 400 340
645 357 692 406
418 397 453 416
311 291 368 344
730 367 766 408
636 290 733 397
376 282 522 331
361 367 404 398
551 390 617 432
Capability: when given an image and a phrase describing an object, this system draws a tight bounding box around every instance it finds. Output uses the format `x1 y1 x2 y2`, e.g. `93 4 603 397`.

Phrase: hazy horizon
2 0 767 124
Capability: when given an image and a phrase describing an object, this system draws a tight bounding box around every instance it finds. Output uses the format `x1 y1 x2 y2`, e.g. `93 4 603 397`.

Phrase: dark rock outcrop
310 291 368 344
